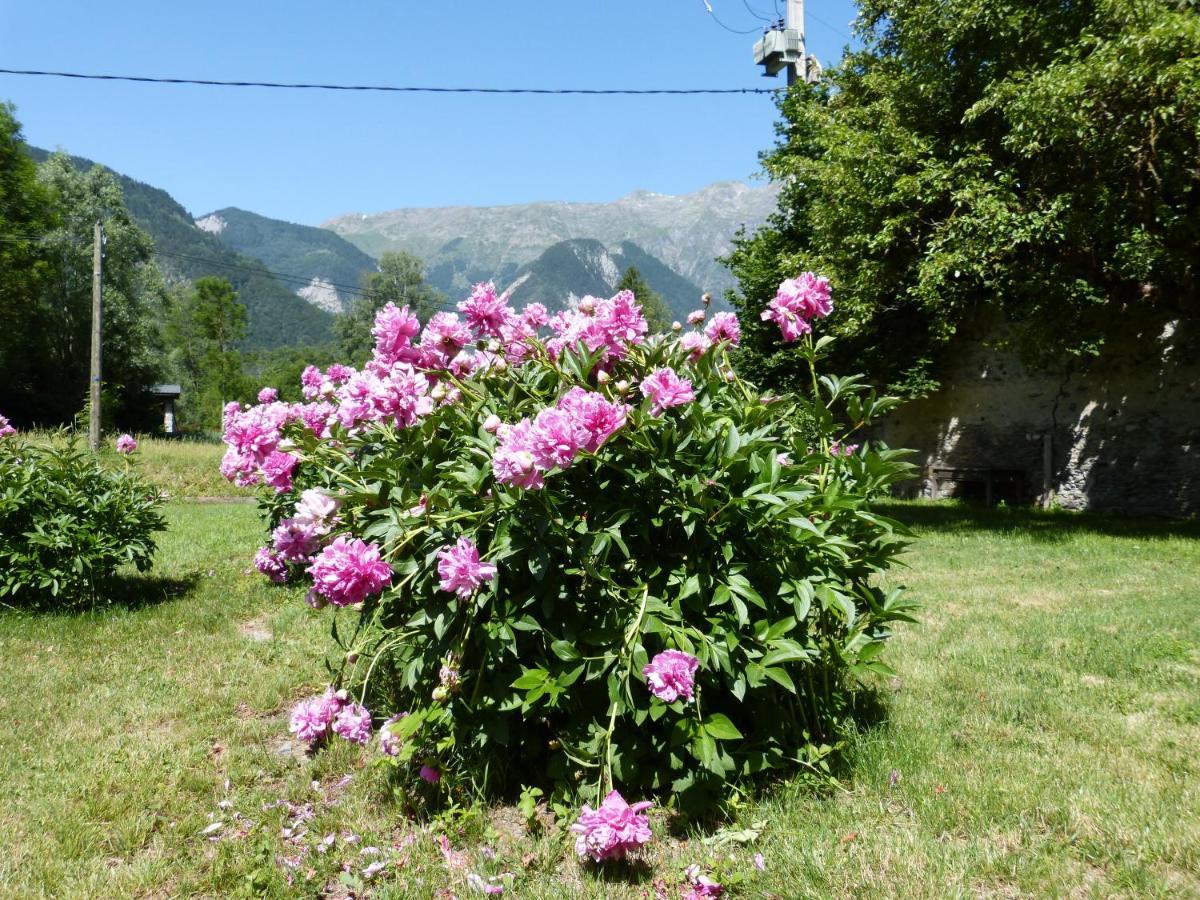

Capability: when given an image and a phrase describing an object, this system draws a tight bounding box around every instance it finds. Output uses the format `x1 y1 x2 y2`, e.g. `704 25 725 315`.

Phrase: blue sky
1 1 860 225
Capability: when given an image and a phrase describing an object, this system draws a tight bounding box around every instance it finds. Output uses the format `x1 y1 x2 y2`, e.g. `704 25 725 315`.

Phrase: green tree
0 104 55 426
28 153 165 428
615 266 673 334
163 277 249 429
727 0 1200 394
336 251 443 362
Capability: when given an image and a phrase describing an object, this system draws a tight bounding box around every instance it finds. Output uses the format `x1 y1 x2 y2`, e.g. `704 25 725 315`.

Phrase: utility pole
88 220 103 451
786 0 805 85
753 0 819 84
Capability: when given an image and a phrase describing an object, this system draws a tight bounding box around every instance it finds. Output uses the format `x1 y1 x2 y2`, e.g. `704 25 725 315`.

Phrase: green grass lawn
1 501 1196 898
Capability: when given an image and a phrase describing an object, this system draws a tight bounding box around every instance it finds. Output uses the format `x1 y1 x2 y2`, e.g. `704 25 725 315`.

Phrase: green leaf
550 640 580 661
702 714 743 740
511 668 549 690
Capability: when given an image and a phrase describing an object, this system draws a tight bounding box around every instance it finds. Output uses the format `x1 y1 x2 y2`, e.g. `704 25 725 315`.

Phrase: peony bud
431 685 449 704
671 321 682 332
578 298 597 315
615 380 630 394
702 292 712 307
596 370 610 385
430 384 447 401
483 414 502 433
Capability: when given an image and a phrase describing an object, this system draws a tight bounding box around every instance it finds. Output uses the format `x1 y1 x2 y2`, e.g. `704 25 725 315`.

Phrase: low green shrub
0 431 166 606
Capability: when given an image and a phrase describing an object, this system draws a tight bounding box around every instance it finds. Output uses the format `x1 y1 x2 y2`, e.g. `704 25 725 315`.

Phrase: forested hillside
25 147 334 348
196 207 378 313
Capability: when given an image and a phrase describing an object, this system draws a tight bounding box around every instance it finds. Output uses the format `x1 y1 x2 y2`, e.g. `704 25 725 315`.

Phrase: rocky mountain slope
323 181 776 301
503 240 706 318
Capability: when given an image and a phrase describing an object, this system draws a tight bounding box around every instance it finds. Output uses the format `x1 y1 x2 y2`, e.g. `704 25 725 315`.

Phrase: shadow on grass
0 571 202 615
100 571 203 610
875 500 1200 542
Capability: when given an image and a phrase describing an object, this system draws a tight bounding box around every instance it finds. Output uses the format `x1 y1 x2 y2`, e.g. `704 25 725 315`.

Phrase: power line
742 0 772 23
153 249 371 298
701 1 763 35
0 67 783 96
807 10 853 41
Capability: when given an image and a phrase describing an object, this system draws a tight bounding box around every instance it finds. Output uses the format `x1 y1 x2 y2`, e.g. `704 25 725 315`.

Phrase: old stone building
875 324 1199 517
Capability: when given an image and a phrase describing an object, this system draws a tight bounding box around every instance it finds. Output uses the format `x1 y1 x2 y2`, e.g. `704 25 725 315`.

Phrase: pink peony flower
557 387 629 453
830 441 860 457
332 702 373 744
379 713 407 756
679 331 712 361
705 311 741 345
776 451 792 467
437 537 497 600
115 433 137 454
307 536 393 607
254 546 289 583
458 282 512 339
0 413 15 438
569 790 653 862
326 363 354 385
419 765 441 784
492 419 545 490
528 406 586 471
421 312 472 356
293 489 341 527
642 649 700 703
521 302 550 328
272 518 324 563
687 309 706 325
640 367 695 416
257 387 279 404
372 303 422 364
260 451 298 493
289 687 343 743
761 273 832 343
300 365 324 399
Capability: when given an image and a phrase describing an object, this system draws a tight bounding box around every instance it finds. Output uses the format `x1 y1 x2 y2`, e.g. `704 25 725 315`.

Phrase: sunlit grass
0 501 1196 896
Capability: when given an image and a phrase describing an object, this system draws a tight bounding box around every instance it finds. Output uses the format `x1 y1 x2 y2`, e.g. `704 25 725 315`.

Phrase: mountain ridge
323 180 776 300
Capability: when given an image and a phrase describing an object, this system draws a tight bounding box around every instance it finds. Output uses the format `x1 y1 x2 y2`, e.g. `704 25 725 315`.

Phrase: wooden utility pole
88 220 103 451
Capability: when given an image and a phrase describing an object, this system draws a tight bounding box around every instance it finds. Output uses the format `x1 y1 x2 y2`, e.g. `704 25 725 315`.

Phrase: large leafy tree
727 0 1200 394
0 104 55 425
162 276 250 429
336 251 444 363
36 154 167 428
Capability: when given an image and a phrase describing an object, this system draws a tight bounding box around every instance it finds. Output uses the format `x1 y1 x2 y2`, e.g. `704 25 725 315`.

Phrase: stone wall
875 331 1200 517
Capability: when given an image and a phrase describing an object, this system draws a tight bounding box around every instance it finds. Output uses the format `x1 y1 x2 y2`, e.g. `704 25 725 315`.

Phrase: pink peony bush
223 277 916 815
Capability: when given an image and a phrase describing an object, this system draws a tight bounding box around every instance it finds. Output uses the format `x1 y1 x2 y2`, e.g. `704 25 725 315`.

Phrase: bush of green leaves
235 288 916 812
0 432 166 606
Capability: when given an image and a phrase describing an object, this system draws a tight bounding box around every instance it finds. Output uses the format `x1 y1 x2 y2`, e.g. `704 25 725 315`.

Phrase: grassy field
129 436 244 500
24 430 244 500
0 501 1197 898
